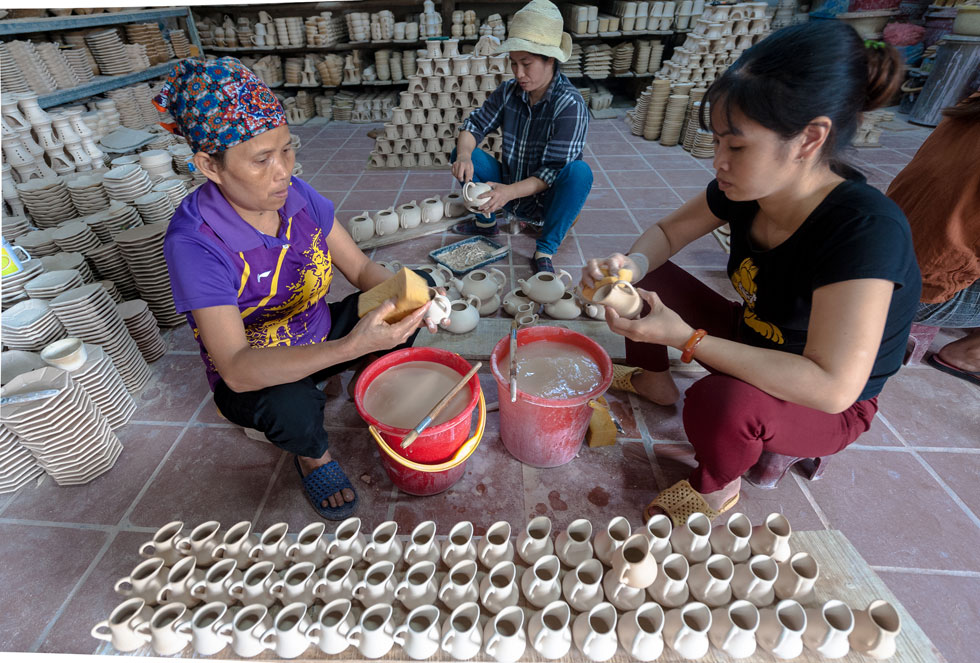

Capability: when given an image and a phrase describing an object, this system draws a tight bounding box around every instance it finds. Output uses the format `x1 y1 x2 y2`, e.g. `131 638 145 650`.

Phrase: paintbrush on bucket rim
400 362 482 449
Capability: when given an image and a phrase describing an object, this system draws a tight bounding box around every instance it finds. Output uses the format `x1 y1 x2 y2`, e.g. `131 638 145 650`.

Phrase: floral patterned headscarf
152 57 286 154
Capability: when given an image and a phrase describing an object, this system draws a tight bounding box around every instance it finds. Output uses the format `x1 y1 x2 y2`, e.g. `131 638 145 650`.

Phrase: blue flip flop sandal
294 457 359 520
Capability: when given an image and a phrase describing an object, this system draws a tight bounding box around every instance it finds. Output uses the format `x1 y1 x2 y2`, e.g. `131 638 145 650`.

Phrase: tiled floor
2 116 977 662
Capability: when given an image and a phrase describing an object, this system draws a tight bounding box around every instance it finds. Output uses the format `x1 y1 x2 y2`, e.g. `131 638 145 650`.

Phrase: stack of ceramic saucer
35 42 80 90
612 42 635 75
39 252 96 283
115 224 184 327
0 368 123 486
117 299 167 363
103 165 154 204
105 89 146 129
630 90 651 135
1 259 44 310
3 40 57 94
71 344 137 429
138 150 178 181
133 191 175 224
152 178 188 208
583 44 613 78
691 129 715 159
0 350 46 386
1 215 33 239
84 29 133 75
85 243 138 300
642 78 673 141
14 230 60 257
0 424 43 494
125 44 152 73
63 48 94 84
99 280 124 304
84 200 143 243
47 284 151 391
169 29 192 59
0 43 32 93
51 222 103 256
1 299 66 351
15 178 77 229
65 173 111 215
659 94 690 146
24 269 86 301
124 23 169 65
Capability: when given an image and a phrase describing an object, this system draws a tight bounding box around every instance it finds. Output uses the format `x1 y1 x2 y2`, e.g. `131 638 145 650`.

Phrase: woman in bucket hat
451 0 593 274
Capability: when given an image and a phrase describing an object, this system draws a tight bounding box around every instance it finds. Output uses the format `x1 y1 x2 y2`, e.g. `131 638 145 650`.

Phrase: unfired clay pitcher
572 602 619 662
663 602 712 659
647 552 690 608
710 511 752 562
804 599 854 659
709 600 760 659
750 512 792 562
592 280 642 319
528 600 573 659
617 603 665 661
757 599 807 659
611 534 658 589
848 599 900 660
640 514 673 562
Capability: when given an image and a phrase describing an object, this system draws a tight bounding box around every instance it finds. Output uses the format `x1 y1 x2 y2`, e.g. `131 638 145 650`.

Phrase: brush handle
400 362 482 449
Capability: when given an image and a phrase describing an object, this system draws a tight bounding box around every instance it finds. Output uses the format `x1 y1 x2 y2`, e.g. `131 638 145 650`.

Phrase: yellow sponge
357 268 430 323
587 396 618 447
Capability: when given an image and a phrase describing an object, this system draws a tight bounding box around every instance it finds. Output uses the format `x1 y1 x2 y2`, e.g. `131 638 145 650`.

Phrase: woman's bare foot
631 369 681 406
646 479 741 519
936 331 980 373
297 451 356 509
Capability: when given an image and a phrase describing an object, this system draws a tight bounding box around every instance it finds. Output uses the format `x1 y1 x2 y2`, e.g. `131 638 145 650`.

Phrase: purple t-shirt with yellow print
164 176 335 390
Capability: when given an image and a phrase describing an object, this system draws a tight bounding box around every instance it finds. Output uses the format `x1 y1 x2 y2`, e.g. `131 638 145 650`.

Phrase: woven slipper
611 364 643 395
294 457 359 521
643 479 740 528
928 354 980 387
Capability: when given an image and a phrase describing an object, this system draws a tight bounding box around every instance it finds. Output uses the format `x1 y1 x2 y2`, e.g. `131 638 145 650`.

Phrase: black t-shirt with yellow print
705 172 921 402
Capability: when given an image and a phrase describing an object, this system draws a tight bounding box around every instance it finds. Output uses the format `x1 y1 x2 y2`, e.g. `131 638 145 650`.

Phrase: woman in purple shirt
156 58 434 520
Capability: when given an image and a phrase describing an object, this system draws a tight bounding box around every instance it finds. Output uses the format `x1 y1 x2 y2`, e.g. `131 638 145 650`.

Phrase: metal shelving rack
0 8 203 108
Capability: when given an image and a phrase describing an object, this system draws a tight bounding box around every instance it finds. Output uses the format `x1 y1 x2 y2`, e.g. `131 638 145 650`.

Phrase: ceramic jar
444 295 481 334
347 604 396 659
348 213 375 243
363 520 403 566
640 514 673 562
441 602 483 660
774 551 819 602
594 516 632 566
611 533 658 589
462 181 493 212
664 602 712 659
528 600 573 659
517 516 554 565
326 517 366 564
115 557 169 605
139 521 184 566
689 553 735 607
478 521 514 569
555 518 594 568
188 601 234 656
91 598 154 653
313 555 358 603
228 561 278 608
404 520 441 566
480 560 520 614
248 522 290 570
848 599 900 660
804 599 854 659
544 291 582 319
176 520 222 568
518 270 575 305
442 520 478 567
563 559 605 612
394 560 439 611
352 560 397 607
213 521 260 569
439 559 480 611
731 554 778 606
397 201 422 229
572 602 619 662
230 604 273 658
618 603 666 661
374 207 400 237
670 512 712 563
393 604 442 660
750 512 792 562
189 559 242 604
421 196 444 223
710 512 752 562
709 599 760 659
270 562 318 605
521 554 562 608
484 605 527 663
758 599 807 659
308 598 355 655
647 552 690 608
285 522 328 568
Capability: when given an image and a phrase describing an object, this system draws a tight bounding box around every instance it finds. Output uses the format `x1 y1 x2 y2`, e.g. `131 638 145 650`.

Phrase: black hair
207 151 226 168
699 21 903 163
514 51 560 72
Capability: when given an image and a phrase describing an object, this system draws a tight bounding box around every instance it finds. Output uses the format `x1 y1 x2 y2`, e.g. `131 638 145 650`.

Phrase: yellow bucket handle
369 392 486 473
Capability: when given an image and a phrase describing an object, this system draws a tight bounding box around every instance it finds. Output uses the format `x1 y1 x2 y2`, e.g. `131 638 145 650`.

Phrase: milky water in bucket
362 361 469 429
507 342 602 399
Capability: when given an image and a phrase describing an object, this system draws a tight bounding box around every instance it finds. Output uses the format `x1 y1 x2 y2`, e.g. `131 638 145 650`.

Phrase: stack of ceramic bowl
117 299 167 363
138 150 178 181
1 259 44 310
70 344 138 429
99 280 124 303
1 299 66 351
690 129 715 158
103 165 154 204
105 89 146 130
86 243 138 300
2 41 57 94
47 284 151 391
39 252 96 283
84 200 143 243
51 222 103 255
24 269 86 301
1 215 32 239
15 178 77 228
583 44 613 78
0 368 123 486
630 90 651 135
152 178 188 209
35 42 80 90
612 42 635 75
124 23 169 65
0 350 45 386
125 44 152 73
0 43 32 93
15 229 60 257
133 191 175 224
169 29 192 59
0 424 43 494
65 173 111 215
660 94 690 146
84 29 133 76
115 224 184 327
63 49 94 84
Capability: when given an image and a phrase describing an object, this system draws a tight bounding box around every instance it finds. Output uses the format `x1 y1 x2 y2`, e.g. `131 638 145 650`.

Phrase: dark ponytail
699 21 905 162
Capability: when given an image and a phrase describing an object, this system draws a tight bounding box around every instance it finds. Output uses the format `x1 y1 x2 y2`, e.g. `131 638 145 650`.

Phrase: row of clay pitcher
95 513 901 659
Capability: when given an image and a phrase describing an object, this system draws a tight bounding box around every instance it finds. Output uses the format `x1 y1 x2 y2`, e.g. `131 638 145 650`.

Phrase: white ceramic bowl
40 337 87 371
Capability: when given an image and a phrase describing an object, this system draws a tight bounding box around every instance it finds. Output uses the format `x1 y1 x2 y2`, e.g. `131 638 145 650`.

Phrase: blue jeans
451 148 593 255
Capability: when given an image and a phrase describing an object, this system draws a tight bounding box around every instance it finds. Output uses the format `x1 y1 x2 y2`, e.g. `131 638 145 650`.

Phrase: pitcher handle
488 267 506 287
138 541 156 558
558 269 574 287
91 621 111 642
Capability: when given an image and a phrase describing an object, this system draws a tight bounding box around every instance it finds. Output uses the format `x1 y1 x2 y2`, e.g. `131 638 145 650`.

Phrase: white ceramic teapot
397 200 422 229
462 181 492 212
414 264 453 288
451 267 506 303
519 270 574 305
443 295 481 334
425 291 453 327
502 288 534 317
443 192 467 217
349 212 374 243
418 196 443 224
544 291 582 320
374 207 399 237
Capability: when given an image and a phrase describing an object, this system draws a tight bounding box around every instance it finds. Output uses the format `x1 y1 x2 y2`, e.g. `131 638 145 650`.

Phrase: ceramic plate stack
133 191 175 224
63 48 95 84
1 299 66 351
691 128 715 158
0 43 32 93
47 284 151 391
1 350 46 386
0 424 43 494
84 200 143 243
152 178 188 209
85 243 138 300
124 23 169 65
125 44 152 73
51 222 103 256
117 299 167 363
39 252 96 283
642 78 672 140
0 368 123 486
3 40 57 94
1 215 33 239
15 178 77 229
35 42 80 90
65 173 110 215
138 150 178 181
1 260 44 310
612 42 635 76
84 29 133 76
99 279 123 304
116 223 184 327
105 89 145 129
631 90 651 135
565 44 584 76
659 94 690 146
583 44 613 79
71 344 137 429
103 164 154 204
169 29 192 59
24 269 86 301
15 229 60 257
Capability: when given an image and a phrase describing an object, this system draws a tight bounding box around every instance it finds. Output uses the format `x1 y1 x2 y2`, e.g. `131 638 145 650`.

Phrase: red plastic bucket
490 326 613 468
354 348 485 495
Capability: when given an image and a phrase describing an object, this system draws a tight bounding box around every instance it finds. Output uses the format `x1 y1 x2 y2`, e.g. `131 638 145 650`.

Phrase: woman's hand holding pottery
605 288 694 349
346 298 431 354
581 253 641 291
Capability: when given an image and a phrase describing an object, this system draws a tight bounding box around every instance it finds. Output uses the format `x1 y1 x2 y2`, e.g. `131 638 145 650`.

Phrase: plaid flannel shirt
460 71 589 220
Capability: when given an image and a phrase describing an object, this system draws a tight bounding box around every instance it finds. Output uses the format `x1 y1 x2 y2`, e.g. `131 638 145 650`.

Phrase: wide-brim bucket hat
494 0 572 62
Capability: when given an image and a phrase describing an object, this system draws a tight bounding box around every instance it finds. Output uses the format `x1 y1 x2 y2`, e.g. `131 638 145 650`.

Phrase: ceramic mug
314 555 358 603
529 600 573 659
260 602 315 659
484 605 527 663
555 518 594 568
229 604 272 658
139 521 184 566
403 520 440 566
517 516 554 565
480 560 520 615
347 603 396 659
395 560 439 611
114 557 168 604
394 605 442 660
308 598 356 655
478 521 514 569
442 521 477 567
352 560 397 607
136 603 193 656
91 598 154 653
440 601 483 660
188 601 234 656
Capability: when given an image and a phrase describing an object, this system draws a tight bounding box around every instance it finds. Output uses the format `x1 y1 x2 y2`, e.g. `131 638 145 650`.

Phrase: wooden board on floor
354 214 468 251
96 530 944 662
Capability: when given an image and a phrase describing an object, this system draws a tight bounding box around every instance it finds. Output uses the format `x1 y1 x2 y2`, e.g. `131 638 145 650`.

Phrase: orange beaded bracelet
681 329 707 363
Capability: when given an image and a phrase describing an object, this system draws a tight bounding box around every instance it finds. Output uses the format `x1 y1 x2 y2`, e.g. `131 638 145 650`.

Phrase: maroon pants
625 262 878 493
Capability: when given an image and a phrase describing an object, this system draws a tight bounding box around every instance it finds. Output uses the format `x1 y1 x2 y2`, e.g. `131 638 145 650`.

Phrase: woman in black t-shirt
580 22 920 527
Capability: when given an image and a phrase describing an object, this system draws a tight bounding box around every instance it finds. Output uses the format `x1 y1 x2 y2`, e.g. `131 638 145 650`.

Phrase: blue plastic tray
429 236 509 277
